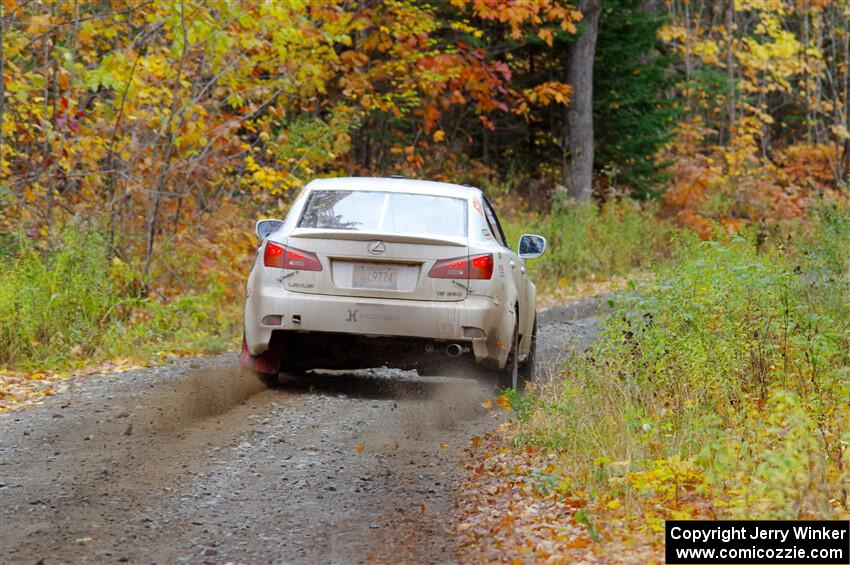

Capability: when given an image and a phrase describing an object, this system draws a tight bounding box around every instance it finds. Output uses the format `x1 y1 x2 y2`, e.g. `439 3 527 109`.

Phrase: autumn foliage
2 0 848 268
658 0 850 234
0 0 580 256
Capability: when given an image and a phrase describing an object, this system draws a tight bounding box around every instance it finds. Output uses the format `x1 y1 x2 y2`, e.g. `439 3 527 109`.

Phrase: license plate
352 263 398 290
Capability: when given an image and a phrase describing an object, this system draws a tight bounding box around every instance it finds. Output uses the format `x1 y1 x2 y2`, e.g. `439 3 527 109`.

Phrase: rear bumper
244 286 505 366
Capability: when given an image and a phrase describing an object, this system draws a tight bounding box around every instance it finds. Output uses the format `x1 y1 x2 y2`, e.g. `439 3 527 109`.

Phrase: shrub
499 200 681 287
0 221 240 371
0 224 122 368
522 204 849 519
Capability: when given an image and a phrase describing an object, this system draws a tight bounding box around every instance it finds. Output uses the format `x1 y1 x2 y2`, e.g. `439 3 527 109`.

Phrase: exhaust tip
446 343 463 358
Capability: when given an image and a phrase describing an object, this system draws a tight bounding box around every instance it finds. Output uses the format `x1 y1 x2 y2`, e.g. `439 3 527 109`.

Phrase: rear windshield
298 190 468 237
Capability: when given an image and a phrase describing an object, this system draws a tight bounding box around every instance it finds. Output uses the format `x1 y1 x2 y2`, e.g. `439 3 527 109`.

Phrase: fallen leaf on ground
455 428 665 564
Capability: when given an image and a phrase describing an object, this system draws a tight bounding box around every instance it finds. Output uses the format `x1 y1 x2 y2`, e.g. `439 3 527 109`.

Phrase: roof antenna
389 174 405 179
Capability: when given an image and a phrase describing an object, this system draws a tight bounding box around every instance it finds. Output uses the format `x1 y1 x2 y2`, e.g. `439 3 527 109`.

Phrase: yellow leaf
481 398 493 410
355 443 365 453
433 130 445 142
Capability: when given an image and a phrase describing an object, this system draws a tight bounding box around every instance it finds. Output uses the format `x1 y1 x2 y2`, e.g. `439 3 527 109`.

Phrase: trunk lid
280 229 469 302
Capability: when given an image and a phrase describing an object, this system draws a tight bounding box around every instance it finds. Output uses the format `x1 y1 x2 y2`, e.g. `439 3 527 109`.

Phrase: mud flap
240 336 281 375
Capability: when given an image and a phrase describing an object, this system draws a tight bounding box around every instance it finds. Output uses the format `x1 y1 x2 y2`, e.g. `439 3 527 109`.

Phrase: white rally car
241 177 546 389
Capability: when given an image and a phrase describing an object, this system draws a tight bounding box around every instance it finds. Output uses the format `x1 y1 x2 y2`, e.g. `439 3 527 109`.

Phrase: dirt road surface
0 298 604 565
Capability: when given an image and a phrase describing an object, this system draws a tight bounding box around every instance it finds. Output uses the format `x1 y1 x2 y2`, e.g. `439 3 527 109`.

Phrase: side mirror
256 219 284 240
518 234 547 259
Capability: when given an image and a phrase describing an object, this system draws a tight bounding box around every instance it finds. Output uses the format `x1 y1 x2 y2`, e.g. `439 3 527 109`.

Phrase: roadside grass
518 201 849 529
498 200 682 294
0 220 245 375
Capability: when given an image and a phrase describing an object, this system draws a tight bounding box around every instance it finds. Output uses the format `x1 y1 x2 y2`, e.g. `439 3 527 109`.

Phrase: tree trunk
144 0 188 281
842 11 850 181
564 0 601 201
0 12 6 183
726 0 736 142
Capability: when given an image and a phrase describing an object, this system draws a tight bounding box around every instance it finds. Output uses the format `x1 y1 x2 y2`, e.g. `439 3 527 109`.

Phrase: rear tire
497 313 537 391
498 315 520 390
518 315 538 387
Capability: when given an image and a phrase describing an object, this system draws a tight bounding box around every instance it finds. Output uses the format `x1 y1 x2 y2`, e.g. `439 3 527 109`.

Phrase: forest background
1 0 846 371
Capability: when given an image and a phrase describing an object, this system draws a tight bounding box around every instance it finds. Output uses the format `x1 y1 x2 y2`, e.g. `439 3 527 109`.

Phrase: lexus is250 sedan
241 177 546 389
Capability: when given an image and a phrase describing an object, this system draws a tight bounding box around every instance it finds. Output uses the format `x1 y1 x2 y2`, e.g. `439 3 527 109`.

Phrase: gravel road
0 298 606 565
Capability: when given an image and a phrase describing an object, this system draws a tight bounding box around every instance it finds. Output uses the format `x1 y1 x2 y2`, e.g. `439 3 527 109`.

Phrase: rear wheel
498 313 537 391
518 315 538 387
498 314 520 390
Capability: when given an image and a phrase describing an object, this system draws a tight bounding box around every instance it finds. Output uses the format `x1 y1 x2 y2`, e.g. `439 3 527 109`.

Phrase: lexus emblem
368 240 387 255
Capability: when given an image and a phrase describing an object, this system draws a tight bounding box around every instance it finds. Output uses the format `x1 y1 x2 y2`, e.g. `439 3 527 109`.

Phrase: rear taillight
428 253 493 280
428 257 468 279
469 254 494 279
263 242 322 271
264 242 285 268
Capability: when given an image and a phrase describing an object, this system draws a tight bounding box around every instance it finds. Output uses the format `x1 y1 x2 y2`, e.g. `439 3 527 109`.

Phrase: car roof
303 177 482 199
